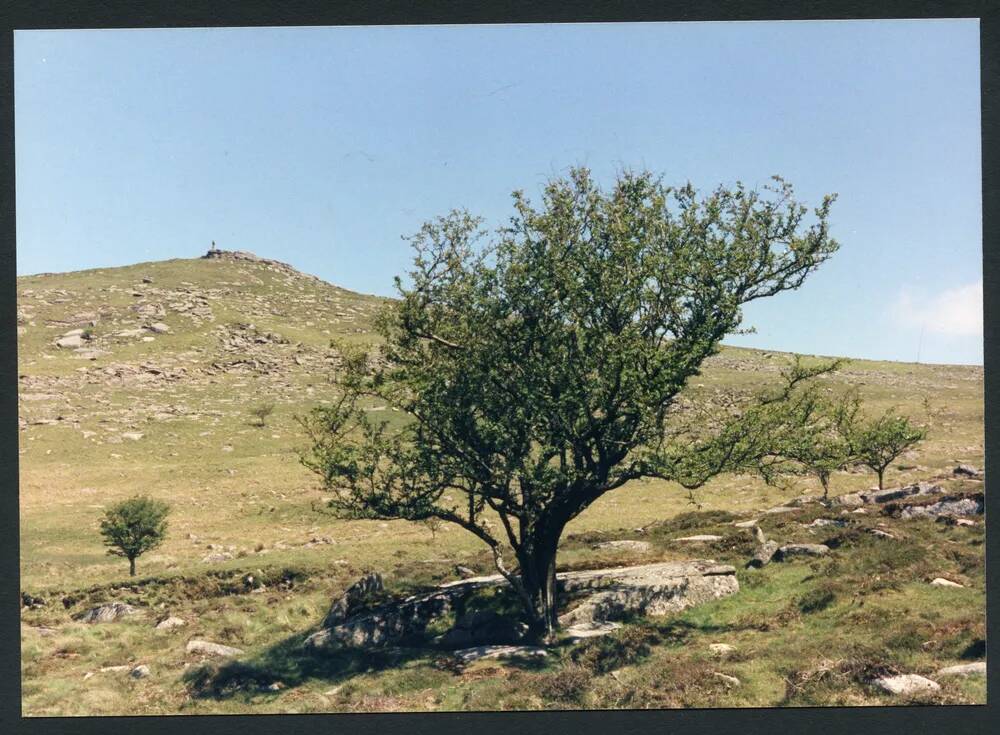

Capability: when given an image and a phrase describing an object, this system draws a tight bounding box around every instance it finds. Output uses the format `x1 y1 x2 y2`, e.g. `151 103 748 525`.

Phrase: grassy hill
18 251 985 715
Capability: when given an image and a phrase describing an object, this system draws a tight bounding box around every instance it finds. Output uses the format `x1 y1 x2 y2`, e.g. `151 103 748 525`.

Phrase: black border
1 2 995 735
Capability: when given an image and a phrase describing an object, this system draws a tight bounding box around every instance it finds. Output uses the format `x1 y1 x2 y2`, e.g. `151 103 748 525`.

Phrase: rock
805 518 846 528
832 493 864 507
56 335 86 349
872 674 940 696
557 560 739 627
323 572 384 628
594 539 652 552
121 432 144 441
955 518 976 527
149 322 170 334
936 662 985 677
21 591 46 609
454 565 477 579
733 519 760 528
713 672 741 686
900 495 983 520
764 506 797 515
452 645 548 665
130 665 151 679
308 589 455 649
62 328 84 337
747 540 779 568
860 482 943 505
77 602 137 623
930 578 964 588
775 544 830 561
564 621 622 641
751 525 767 544
185 640 244 657
868 529 896 540
709 643 737 657
142 277 154 283
99 665 131 673
437 609 529 647
953 464 982 478
154 616 186 630
266 682 285 692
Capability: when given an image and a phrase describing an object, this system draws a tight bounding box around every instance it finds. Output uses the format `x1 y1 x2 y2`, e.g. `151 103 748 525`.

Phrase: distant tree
99 495 171 577
421 516 443 542
844 408 926 490
759 381 857 499
301 168 839 638
250 402 276 427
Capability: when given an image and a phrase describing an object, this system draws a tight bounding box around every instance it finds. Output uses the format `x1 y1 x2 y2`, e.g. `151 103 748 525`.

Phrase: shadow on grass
183 627 551 700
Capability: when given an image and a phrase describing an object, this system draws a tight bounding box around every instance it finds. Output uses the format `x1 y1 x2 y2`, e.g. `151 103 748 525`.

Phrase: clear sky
14 20 982 365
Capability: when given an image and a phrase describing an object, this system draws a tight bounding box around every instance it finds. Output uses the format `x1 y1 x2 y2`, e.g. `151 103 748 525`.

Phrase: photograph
15 18 985 716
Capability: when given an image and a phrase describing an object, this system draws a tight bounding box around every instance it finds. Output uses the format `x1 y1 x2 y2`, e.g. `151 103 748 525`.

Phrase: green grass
18 254 985 714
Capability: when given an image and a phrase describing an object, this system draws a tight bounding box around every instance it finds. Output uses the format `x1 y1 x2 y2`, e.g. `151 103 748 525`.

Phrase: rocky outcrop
899 493 983 520
323 572 385 628
75 602 137 623
305 561 740 651
556 561 739 626
452 645 548 665
858 482 943 505
747 540 779 568
952 464 982 479
436 609 529 647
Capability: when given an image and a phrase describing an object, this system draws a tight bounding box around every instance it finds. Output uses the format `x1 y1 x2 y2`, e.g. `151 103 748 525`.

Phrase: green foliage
301 167 839 634
844 408 926 489
99 496 171 576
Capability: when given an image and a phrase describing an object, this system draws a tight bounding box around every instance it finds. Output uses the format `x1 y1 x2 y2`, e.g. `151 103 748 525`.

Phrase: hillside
18 251 985 715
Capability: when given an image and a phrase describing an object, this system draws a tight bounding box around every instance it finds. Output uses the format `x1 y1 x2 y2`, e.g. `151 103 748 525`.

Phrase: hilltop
18 251 985 715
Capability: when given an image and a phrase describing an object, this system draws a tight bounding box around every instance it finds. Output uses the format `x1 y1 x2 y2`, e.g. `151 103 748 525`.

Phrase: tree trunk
517 531 561 641
877 467 885 490
129 557 136 577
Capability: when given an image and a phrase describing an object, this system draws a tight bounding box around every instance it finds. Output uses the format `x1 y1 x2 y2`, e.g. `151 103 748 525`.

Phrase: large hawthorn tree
302 168 839 638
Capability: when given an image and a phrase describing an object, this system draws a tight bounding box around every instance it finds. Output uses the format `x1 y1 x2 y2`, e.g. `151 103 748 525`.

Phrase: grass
18 254 985 714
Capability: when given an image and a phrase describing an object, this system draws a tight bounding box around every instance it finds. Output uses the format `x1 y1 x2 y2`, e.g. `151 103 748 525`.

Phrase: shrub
99 495 171 577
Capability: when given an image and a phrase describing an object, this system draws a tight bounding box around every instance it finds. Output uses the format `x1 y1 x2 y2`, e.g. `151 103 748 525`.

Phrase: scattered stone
936 662 985 677
62 328 84 337
564 621 622 641
452 645 548 665
121 432 144 441
747 540 779 569
454 565 477 579
709 643 737 657
149 322 170 334
99 665 130 673
76 602 137 623
185 640 244 658
872 674 940 696
805 518 846 528
775 544 830 561
713 672 741 686
868 529 896 540
953 464 982 478
154 616 186 630
832 493 864 508
955 518 976 527
930 578 964 588
142 277 154 283
764 506 797 515
266 681 285 691
130 664 151 679
55 335 86 349
733 519 760 528
594 539 652 552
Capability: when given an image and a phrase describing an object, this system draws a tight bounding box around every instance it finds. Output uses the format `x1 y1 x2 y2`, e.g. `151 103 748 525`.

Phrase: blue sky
15 20 982 364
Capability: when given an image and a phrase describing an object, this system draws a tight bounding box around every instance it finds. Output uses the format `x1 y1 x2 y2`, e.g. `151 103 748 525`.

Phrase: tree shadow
183 629 437 700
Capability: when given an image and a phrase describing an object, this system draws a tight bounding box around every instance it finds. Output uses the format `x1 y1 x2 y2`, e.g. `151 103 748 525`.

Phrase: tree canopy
99 495 171 577
302 168 839 637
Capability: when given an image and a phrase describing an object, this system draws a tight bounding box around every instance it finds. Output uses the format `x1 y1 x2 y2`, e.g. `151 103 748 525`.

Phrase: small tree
250 402 276 428
422 516 443 542
99 495 171 576
846 409 926 490
301 168 839 638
